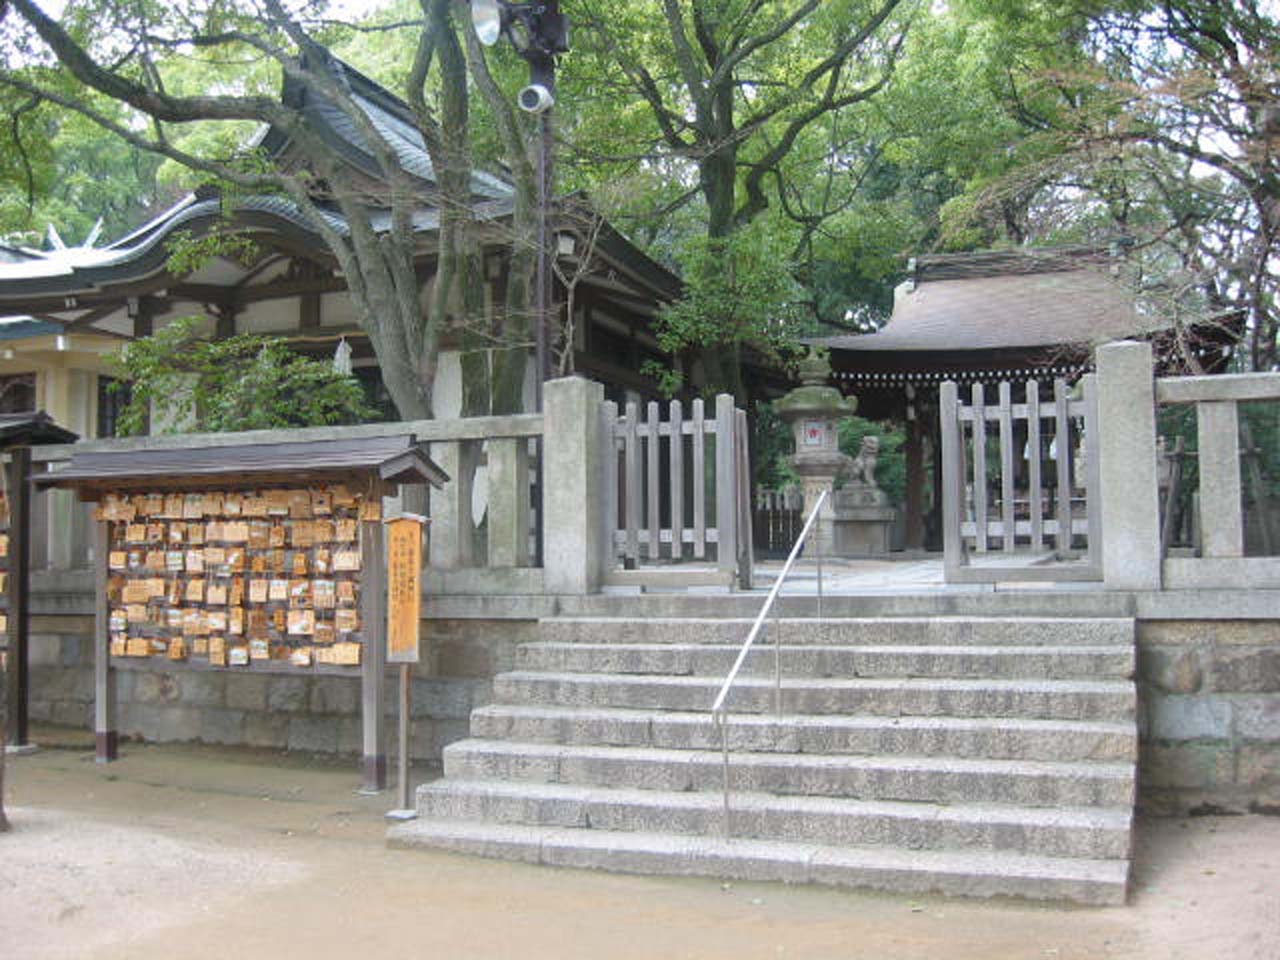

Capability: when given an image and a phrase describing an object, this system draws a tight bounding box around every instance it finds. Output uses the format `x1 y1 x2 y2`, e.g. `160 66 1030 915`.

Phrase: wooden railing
600 394 752 589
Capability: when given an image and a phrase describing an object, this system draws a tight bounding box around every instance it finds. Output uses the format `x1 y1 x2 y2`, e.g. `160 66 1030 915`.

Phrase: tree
568 0 915 396
932 0 1279 370
0 0 546 420
109 316 374 435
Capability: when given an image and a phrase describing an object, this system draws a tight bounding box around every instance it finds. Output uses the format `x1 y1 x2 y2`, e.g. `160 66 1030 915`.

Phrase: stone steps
469 704 1137 762
516 642 1134 679
394 614 1138 905
415 778 1132 859
443 739 1135 807
387 820 1131 906
536 616 1135 647
494 672 1135 721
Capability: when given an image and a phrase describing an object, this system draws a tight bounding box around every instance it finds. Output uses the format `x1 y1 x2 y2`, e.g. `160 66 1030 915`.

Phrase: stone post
1095 340 1162 590
543 376 605 594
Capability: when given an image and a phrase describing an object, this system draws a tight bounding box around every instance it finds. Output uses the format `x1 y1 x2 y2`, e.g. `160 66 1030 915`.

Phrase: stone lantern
774 347 858 555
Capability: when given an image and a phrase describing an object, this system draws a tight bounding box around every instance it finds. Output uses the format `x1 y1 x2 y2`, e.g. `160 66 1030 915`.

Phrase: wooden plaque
386 516 423 664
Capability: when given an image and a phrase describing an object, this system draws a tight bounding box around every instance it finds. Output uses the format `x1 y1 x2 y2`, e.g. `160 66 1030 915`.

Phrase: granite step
469 704 1138 762
493 672 1135 721
387 819 1130 906
515 642 1134 680
416 778 1133 859
536 616 1136 648
443 739 1136 808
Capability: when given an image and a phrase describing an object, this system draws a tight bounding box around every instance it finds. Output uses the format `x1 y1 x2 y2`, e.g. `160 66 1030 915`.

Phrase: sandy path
2 737 1277 960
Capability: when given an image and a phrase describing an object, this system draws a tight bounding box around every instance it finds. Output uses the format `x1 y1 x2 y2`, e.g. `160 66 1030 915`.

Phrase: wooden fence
753 486 803 554
940 377 1101 582
600 394 752 589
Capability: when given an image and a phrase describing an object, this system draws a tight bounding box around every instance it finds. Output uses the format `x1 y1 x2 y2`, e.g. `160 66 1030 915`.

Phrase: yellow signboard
386 515 424 663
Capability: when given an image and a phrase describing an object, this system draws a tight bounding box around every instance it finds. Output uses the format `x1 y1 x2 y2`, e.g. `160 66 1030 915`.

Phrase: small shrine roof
0 411 79 447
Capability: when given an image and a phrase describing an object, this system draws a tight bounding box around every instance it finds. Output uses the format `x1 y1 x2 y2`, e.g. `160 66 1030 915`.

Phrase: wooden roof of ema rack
37 434 448 498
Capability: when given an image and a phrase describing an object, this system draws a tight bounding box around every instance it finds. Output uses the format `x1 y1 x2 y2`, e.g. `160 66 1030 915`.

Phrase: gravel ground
2 733 1277 960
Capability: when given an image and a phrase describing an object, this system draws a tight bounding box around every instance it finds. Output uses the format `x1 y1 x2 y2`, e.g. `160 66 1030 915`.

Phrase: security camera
518 84 555 114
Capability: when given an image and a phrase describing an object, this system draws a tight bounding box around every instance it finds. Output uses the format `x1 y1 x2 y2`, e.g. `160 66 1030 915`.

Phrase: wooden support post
360 514 387 791
904 403 926 551
4 447 31 747
715 394 737 580
971 383 988 552
600 400 619 571
940 382 965 578
1082 374 1103 566
624 401 640 566
669 400 684 562
646 401 660 560
735 408 753 590
998 381 1015 552
1054 379 1073 555
692 398 707 559
93 520 117 762
1026 381 1043 552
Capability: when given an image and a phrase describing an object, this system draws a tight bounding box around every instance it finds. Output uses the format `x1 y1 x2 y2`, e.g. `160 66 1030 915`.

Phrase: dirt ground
2 731 1277 960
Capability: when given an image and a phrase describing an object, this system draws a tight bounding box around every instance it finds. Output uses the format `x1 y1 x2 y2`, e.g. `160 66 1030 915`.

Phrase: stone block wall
27 614 534 762
1137 620 1280 815
25 603 1280 816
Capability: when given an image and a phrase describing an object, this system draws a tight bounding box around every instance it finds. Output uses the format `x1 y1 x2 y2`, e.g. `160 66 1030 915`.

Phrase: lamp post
472 0 570 411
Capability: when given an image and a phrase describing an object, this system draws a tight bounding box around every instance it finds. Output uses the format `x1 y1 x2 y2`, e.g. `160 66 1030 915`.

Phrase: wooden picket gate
600 394 752 589
940 377 1102 582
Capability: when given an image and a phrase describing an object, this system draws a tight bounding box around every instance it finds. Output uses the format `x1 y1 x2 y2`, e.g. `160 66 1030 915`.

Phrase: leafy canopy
110 317 374 435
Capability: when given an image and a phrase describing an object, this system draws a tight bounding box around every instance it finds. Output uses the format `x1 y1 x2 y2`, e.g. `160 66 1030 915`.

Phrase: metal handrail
710 488 827 838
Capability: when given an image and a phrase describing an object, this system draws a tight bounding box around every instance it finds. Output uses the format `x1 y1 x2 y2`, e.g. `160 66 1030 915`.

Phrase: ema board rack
99 485 374 670
39 432 447 786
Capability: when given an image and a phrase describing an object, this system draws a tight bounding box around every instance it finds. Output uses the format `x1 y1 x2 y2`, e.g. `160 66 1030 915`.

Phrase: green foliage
165 229 260 276
838 415 908 508
751 402 798 490
654 223 804 364
110 317 375 435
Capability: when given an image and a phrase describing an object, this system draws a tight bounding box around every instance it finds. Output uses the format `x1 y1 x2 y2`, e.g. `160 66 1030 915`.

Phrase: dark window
97 376 131 438
0 372 36 414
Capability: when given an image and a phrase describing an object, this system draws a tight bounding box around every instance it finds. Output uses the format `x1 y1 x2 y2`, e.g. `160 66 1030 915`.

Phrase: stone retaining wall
1137 620 1280 815
27 615 533 763
22 607 1280 814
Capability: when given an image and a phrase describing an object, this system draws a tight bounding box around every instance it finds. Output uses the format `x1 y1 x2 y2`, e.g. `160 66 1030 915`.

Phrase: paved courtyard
2 732 1277 960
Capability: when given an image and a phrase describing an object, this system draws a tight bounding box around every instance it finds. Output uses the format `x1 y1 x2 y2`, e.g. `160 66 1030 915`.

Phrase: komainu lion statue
846 435 880 487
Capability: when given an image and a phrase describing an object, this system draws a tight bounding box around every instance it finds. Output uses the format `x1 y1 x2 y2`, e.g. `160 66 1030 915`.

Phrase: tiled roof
815 250 1151 354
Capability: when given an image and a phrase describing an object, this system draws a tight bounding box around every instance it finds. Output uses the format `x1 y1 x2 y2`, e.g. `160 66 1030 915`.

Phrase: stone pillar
543 376 605 594
487 437 530 567
1096 340 1162 590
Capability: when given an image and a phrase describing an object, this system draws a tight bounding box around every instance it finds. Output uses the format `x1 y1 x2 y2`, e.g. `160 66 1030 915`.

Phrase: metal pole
534 104 551 410
398 662 411 812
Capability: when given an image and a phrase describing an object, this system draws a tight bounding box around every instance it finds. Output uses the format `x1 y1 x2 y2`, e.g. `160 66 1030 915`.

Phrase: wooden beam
93 520 117 761
360 508 387 792
3 448 30 747
904 399 925 550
